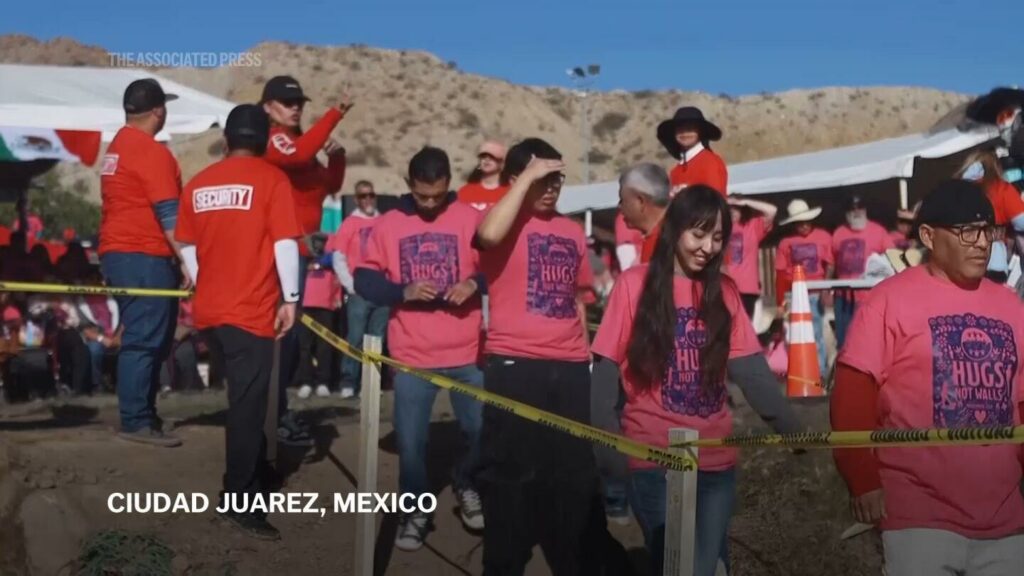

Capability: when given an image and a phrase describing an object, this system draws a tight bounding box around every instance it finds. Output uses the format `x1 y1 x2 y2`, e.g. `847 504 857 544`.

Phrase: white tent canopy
0 64 235 142
556 127 999 214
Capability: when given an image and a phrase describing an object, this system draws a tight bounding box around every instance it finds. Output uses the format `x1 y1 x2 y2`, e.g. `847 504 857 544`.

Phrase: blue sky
7 0 1021 96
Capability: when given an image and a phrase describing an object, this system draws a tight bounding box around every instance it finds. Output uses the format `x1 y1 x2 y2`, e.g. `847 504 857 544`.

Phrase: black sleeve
726 354 804 435
354 268 405 307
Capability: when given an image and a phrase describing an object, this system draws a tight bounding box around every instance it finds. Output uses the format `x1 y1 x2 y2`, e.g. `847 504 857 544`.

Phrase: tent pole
584 209 593 237
898 178 909 210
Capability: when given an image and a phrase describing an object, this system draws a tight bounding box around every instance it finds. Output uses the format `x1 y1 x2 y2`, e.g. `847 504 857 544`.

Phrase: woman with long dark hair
592 186 802 576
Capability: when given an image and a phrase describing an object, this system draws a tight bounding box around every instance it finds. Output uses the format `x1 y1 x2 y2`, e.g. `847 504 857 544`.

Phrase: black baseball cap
260 75 311 104
224 104 270 143
844 193 866 211
123 78 177 114
916 180 995 228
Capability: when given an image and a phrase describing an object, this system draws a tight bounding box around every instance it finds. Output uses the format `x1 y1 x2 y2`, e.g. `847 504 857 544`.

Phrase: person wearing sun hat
656 106 729 196
775 198 833 377
457 140 509 212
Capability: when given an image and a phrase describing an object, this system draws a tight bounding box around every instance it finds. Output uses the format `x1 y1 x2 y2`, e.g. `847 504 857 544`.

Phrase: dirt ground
0 385 882 576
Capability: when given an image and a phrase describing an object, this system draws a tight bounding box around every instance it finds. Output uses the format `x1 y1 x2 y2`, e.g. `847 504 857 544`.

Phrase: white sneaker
456 488 484 531
394 513 431 551
297 385 313 399
315 384 331 398
339 387 355 399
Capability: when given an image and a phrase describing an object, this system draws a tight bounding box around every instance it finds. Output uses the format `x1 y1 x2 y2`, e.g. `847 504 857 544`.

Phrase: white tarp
0 64 235 142
557 127 999 214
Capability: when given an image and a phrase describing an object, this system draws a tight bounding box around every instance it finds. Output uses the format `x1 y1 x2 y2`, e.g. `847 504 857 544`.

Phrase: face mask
961 161 985 182
846 213 867 230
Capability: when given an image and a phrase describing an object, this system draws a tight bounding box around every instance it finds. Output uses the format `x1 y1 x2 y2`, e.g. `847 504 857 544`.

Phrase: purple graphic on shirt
790 243 819 274
929 314 1017 428
526 232 580 319
837 238 867 277
399 232 460 293
358 227 374 260
662 307 727 418
728 232 744 265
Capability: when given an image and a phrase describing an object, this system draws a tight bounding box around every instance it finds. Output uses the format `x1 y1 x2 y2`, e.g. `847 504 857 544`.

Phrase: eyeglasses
937 224 997 245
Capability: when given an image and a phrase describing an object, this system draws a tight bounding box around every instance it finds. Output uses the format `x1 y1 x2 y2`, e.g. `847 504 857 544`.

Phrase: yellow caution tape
671 426 1024 450
0 281 191 299
301 314 698 472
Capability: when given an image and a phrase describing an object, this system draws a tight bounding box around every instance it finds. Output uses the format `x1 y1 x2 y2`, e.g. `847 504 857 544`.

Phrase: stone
19 489 90 576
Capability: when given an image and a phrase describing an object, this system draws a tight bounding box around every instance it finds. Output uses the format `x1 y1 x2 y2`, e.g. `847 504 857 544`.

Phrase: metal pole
582 89 590 185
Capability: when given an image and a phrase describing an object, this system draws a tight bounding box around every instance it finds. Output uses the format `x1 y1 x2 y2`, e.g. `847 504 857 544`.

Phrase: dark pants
277 255 309 416
834 291 857 352
100 253 178 433
740 294 759 320
296 307 336 388
57 329 92 394
202 325 274 495
478 355 599 576
591 358 628 510
160 337 203 391
628 468 737 576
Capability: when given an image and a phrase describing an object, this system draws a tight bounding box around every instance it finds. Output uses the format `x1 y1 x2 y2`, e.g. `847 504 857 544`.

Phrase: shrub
592 112 628 139
588 149 612 165
456 108 480 130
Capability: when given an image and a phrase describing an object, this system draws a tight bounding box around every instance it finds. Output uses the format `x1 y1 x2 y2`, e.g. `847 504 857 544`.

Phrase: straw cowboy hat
657 107 722 158
779 199 822 226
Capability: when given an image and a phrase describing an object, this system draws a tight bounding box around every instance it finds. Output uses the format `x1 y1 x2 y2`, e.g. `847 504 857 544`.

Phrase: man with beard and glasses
830 193 894 350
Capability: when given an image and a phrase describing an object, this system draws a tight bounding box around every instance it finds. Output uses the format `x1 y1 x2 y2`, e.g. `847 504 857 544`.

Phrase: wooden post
264 339 281 464
663 428 698 576
354 335 383 576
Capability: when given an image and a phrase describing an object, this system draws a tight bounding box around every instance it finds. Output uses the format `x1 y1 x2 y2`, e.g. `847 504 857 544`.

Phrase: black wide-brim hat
657 106 722 158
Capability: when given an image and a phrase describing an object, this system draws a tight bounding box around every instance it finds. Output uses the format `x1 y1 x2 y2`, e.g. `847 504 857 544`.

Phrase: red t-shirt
986 179 1024 227
838 266 1024 538
265 109 346 255
457 182 510 212
669 147 728 196
361 202 483 369
592 266 760 471
724 215 771 296
775 228 834 281
99 126 181 257
176 156 301 338
832 222 895 302
639 222 662 264
482 210 594 361
327 213 379 294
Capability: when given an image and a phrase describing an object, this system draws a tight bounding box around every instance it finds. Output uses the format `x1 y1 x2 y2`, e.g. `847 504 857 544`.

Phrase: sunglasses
542 172 566 188
356 192 376 200
278 99 305 109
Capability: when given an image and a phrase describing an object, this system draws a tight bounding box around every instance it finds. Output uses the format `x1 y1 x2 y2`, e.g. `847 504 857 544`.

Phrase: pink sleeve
753 216 770 243
577 238 594 291
836 299 891 382
591 274 634 363
878 225 896 251
360 220 387 273
335 220 355 258
775 238 791 271
820 231 835 265
725 282 761 358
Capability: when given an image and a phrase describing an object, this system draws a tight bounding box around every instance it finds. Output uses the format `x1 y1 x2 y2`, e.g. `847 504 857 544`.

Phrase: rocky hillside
2 35 972 200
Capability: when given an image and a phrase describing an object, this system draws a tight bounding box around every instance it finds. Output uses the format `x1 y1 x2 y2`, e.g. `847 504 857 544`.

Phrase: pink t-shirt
775 228 834 281
329 213 379 279
832 222 895 303
889 230 911 251
482 211 594 362
838 266 1024 539
302 232 342 310
361 202 483 369
592 266 762 471
724 215 770 296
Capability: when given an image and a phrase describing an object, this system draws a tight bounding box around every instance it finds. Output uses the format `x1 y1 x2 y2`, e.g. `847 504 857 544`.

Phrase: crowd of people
1 73 1022 576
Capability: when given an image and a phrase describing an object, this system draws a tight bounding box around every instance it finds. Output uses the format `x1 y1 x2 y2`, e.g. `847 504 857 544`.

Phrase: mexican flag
0 127 100 166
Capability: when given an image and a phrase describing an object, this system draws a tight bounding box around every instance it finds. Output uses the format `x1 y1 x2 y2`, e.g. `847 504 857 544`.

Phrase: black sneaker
218 510 281 541
277 413 314 447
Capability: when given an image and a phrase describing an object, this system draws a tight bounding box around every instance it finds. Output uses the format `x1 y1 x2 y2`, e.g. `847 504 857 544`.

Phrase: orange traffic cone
786 265 824 397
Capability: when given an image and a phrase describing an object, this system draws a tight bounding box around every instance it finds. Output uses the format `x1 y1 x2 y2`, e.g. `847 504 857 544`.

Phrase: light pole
566 64 601 185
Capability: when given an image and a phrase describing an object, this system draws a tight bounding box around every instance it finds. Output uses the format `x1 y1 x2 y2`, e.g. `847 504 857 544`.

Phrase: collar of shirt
678 143 705 164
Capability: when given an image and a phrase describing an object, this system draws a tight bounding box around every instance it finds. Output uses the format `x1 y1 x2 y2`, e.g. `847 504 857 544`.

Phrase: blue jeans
809 293 828 378
86 340 105 391
628 467 737 576
100 253 178 433
394 364 483 498
341 293 389 392
834 292 857 353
